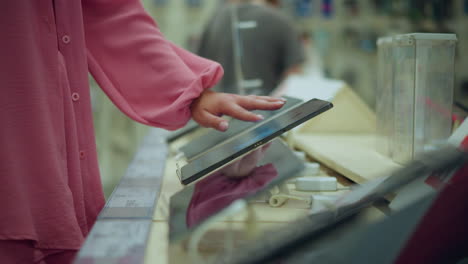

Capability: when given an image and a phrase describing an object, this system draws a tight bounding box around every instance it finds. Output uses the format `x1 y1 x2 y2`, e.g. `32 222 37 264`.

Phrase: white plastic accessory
295 177 337 191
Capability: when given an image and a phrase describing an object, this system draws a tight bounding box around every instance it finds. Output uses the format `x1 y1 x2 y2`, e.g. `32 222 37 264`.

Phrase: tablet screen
180 98 333 185
179 96 303 160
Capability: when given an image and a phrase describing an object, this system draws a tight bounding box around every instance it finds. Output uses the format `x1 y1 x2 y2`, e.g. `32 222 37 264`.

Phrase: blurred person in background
197 0 306 97
0 1 285 263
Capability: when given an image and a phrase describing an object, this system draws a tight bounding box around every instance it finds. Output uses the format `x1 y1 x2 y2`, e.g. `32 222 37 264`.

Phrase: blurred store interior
91 0 468 197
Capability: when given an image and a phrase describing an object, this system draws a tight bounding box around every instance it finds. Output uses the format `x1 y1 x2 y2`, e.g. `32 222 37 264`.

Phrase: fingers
191 91 287 131
236 95 285 111
222 103 264 122
248 95 287 103
194 110 229 131
220 95 285 121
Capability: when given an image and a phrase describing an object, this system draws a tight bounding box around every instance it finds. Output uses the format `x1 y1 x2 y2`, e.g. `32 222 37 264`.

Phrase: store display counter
74 109 394 263
144 132 387 264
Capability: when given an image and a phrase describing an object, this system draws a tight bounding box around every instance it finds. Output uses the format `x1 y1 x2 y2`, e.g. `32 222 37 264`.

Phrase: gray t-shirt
197 3 305 95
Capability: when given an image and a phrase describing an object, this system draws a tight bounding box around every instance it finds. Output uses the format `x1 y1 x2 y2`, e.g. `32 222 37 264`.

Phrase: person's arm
280 19 306 76
269 15 306 97
82 0 284 131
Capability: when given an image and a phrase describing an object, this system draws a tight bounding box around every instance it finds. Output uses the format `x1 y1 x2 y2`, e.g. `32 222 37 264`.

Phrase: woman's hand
190 90 285 131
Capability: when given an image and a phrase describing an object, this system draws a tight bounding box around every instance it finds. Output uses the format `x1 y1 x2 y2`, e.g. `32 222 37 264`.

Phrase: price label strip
75 128 169 264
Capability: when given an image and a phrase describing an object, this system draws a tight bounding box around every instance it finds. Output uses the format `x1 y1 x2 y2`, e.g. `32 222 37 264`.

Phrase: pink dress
0 0 222 251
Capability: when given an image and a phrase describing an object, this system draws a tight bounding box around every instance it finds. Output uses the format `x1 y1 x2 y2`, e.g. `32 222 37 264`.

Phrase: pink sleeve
82 0 223 130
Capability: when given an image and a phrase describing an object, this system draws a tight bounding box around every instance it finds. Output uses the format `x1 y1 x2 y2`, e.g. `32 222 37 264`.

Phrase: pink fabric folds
0 0 222 250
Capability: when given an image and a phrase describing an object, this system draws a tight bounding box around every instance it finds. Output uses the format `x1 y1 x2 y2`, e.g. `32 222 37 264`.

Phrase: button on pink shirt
0 0 223 250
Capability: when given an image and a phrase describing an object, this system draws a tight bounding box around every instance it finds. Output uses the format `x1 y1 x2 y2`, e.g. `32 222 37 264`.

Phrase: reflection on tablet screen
187 163 278 228
169 139 305 242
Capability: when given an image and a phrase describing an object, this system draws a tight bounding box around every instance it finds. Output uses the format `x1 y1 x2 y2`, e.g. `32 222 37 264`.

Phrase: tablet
179 96 303 161
179 98 333 185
